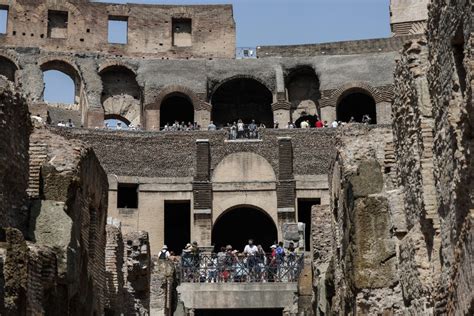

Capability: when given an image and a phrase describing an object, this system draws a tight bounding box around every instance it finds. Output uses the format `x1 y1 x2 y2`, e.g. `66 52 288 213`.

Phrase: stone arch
336 86 377 124
98 61 137 76
0 55 19 82
212 204 278 251
99 65 142 126
145 85 202 111
210 76 274 127
212 152 277 183
39 58 82 104
285 65 321 122
330 82 383 105
209 74 274 98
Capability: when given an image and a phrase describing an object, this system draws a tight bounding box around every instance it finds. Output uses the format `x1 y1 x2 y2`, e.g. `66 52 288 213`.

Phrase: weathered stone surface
0 77 31 236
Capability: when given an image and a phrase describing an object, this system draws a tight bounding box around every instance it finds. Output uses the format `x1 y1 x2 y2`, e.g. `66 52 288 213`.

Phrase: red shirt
315 120 324 128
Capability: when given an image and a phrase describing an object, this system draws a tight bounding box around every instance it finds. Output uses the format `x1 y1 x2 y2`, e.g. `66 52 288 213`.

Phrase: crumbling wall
150 256 177 316
105 218 125 315
0 76 31 236
123 231 151 315
316 126 403 315
392 0 473 313
26 126 109 315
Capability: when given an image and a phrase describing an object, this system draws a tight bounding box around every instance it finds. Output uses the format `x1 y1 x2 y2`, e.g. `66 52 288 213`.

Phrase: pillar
277 137 296 227
272 100 292 127
192 139 212 246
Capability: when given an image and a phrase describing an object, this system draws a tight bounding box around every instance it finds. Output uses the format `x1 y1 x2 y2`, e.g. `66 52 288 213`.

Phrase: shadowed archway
212 206 278 252
336 91 376 124
160 93 194 127
211 78 273 128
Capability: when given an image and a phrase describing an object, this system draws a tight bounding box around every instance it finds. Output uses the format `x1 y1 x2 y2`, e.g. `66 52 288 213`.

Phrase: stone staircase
27 142 48 199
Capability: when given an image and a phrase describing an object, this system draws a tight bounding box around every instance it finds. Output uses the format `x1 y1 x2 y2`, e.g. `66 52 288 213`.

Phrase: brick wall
0 77 31 236
0 0 235 59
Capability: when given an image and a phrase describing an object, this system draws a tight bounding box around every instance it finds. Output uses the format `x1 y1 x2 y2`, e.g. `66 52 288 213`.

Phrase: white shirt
244 244 259 256
300 121 309 129
237 122 244 131
331 121 338 128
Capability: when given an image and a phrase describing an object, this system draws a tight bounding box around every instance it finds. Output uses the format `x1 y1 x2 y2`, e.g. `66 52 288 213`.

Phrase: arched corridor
336 91 376 124
160 93 194 128
212 206 277 252
211 78 273 128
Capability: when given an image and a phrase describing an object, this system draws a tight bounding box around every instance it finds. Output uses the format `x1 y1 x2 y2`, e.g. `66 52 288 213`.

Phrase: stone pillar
320 106 336 124
192 139 212 246
86 108 105 128
272 100 292 127
376 101 392 124
277 137 296 226
145 109 160 131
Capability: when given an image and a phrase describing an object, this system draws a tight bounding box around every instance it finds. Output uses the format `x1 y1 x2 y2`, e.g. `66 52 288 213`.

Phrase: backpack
159 250 167 259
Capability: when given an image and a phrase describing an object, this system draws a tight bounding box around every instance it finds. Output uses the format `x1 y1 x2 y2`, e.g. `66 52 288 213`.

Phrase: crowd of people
158 239 303 283
31 112 372 133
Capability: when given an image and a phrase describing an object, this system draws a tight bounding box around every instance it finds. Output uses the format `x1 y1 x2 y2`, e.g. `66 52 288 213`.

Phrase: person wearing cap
269 244 277 282
244 239 259 280
182 243 194 281
158 245 170 260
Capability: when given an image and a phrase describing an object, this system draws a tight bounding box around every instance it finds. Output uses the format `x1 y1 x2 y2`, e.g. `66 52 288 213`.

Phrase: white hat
162 245 168 250
270 245 277 249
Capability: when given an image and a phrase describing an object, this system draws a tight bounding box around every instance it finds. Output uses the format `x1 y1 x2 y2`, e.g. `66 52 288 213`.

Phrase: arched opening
41 61 80 104
160 93 194 128
336 91 377 124
104 114 130 129
295 114 318 128
212 206 278 252
287 67 320 122
211 78 273 128
0 56 18 82
100 65 141 126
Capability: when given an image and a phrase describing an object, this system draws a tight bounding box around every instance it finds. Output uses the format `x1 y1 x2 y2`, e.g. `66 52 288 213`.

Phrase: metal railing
178 253 304 283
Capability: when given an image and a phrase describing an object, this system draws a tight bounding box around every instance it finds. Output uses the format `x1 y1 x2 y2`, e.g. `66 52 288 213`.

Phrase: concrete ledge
193 209 211 215
278 207 295 214
177 282 298 309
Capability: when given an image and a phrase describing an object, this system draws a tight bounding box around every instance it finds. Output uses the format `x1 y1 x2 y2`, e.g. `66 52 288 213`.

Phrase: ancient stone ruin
0 0 472 315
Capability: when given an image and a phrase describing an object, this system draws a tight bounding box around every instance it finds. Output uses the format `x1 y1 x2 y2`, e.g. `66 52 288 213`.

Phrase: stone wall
315 126 403 315
392 0 473 313
123 231 152 315
0 76 31 236
26 126 109 315
0 0 235 59
105 219 125 315
53 128 337 179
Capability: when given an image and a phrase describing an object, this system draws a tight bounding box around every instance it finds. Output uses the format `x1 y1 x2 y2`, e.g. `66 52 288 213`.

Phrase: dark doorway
117 183 138 208
211 78 273 128
196 309 283 316
0 56 17 82
295 114 318 128
164 201 191 254
212 206 277 252
160 94 194 128
337 92 376 124
298 199 320 251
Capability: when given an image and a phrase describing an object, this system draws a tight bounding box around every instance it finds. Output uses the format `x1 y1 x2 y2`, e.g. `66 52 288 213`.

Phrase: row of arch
0 55 378 128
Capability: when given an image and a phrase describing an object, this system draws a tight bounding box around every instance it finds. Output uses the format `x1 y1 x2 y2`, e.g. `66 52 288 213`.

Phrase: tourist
300 120 309 129
182 243 194 281
223 245 235 282
233 251 246 282
286 121 294 129
248 120 257 139
237 119 245 139
286 242 297 281
362 114 372 124
349 116 355 123
256 244 266 281
57 121 66 127
323 120 329 128
230 122 237 140
208 121 217 131
315 119 324 128
331 120 338 128
269 244 277 282
66 119 75 128
217 246 226 281
31 113 43 124
116 122 122 130
276 242 286 280
259 122 266 129
207 253 218 283
244 239 259 279
274 121 279 129
158 245 170 260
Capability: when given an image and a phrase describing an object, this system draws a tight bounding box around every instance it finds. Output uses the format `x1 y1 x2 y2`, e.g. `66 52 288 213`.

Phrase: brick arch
37 2 83 19
330 82 383 106
0 52 19 69
145 85 204 111
39 57 82 104
209 74 274 101
98 62 138 76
